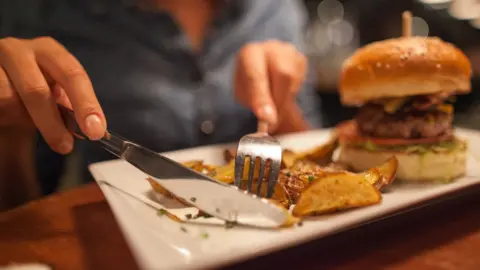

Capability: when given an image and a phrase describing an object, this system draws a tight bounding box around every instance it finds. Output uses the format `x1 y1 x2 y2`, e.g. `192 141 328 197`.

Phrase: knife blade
58 105 289 228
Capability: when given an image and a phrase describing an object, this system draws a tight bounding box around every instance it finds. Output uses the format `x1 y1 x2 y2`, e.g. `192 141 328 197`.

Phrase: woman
0 0 323 208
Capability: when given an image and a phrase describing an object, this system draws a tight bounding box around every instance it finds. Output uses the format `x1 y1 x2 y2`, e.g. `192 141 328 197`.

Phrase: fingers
235 40 309 133
0 66 31 127
265 41 307 108
52 83 73 110
235 43 278 127
0 38 74 154
264 41 308 134
31 37 106 140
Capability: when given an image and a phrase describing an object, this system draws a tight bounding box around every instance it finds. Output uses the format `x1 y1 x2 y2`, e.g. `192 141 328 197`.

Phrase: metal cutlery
58 105 288 228
234 120 282 198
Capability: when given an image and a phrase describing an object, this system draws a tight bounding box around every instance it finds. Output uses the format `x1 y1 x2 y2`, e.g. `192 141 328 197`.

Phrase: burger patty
356 104 453 139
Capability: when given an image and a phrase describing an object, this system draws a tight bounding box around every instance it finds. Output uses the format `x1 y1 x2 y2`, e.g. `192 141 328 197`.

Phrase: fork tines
234 137 282 198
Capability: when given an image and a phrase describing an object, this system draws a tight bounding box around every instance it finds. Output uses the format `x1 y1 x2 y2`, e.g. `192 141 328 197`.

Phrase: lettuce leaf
352 138 467 154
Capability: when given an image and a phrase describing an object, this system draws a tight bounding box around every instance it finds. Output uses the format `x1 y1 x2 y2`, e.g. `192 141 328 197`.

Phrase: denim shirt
1 0 323 193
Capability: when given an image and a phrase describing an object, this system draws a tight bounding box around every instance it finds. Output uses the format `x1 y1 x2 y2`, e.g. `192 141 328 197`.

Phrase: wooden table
1 183 480 270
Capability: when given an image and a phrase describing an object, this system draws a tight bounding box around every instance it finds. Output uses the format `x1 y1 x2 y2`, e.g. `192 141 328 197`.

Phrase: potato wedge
212 161 235 184
296 136 339 165
290 159 324 172
282 150 298 168
292 173 381 216
147 177 172 197
356 156 398 190
357 168 383 189
182 160 204 170
147 177 191 206
375 157 398 189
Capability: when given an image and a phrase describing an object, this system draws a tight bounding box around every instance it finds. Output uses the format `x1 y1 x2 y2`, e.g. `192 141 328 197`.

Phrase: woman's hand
234 40 310 134
0 37 106 154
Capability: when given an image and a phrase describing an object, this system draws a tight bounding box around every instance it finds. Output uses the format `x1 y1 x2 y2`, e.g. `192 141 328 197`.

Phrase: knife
58 105 289 228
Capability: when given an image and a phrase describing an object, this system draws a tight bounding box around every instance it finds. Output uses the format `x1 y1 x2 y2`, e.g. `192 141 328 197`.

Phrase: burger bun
339 36 472 106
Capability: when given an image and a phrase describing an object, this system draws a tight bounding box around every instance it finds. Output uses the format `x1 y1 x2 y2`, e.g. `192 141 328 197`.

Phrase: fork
234 120 282 198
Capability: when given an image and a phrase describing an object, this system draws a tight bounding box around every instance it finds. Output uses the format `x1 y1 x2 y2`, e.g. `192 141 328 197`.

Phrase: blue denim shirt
1 0 323 192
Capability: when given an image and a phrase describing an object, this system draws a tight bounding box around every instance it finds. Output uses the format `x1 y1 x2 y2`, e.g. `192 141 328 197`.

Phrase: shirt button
200 120 215 135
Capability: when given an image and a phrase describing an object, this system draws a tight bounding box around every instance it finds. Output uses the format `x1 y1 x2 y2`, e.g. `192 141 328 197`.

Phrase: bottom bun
337 145 467 182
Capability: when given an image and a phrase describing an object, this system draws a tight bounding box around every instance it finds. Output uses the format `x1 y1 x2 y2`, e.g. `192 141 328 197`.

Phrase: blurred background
303 0 480 128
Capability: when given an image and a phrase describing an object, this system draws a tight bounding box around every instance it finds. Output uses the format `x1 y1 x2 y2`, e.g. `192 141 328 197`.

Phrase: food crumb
225 221 237 229
180 226 188 233
200 232 209 239
185 214 193 220
190 197 197 202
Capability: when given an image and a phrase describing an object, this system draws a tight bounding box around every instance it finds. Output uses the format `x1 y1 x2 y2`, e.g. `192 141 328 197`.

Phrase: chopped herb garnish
190 197 197 202
180 226 188 233
203 213 213 218
157 208 167 216
210 171 217 176
308 175 314 182
200 232 209 239
286 172 291 177
185 214 193 220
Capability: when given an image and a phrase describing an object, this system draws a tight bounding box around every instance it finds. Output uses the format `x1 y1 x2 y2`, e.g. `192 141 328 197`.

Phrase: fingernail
85 114 105 140
259 105 278 125
58 137 73 154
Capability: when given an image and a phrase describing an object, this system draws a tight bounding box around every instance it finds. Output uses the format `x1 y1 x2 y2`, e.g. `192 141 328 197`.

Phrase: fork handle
257 120 269 134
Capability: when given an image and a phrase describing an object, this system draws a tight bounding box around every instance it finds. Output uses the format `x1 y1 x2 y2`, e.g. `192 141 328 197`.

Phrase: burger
336 36 472 182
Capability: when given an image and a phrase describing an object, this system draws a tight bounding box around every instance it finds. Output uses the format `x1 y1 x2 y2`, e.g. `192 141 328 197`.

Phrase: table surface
0 183 480 270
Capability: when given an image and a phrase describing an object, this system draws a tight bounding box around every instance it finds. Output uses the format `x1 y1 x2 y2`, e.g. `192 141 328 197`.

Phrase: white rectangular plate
90 128 480 270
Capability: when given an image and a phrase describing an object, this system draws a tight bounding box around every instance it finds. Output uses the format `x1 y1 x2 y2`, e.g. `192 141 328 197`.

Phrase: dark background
1 0 479 129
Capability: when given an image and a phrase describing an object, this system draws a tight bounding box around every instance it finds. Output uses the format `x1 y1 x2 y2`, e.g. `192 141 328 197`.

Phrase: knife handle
58 104 111 141
58 104 124 157
57 105 88 140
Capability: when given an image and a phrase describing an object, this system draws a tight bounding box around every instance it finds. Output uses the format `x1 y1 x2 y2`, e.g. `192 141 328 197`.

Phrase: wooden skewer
402 11 412 37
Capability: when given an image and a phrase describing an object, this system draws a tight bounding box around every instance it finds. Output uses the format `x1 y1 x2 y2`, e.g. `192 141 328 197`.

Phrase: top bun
339 36 472 106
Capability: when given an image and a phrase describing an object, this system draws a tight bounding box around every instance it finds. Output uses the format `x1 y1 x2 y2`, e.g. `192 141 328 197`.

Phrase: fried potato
290 159 324 172
357 169 383 189
147 177 191 206
281 136 339 169
147 133 394 221
295 136 339 165
147 177 171 197
282 150 298 168
375 157 398 189
212 161 235 184
357 157 398 190
292 173 382 216
182 160 204 171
